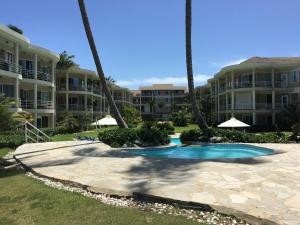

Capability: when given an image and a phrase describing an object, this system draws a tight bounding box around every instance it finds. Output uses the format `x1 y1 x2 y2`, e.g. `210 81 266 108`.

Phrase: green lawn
0 147 14 158
174 124 198 133
0 170 205 225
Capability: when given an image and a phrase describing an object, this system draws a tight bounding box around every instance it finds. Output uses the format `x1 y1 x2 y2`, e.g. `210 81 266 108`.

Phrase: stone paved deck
15 141 300 225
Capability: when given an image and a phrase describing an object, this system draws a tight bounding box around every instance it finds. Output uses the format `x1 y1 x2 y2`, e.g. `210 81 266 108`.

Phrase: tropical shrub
136 122 170 146
180 128 289 144
0 134 25 148
155 121 175 135
57 112 80 133
98 128 137 148
122 106 142 128
172 110 188 127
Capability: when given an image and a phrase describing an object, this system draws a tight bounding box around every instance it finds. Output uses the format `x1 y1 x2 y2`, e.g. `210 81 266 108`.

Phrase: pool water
126 144 273 159
171 138 182 145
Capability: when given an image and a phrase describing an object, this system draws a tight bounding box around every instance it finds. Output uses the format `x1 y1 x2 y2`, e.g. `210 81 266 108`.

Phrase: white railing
25 121 51 143
37 100 53 109
255 80 272 87
234 103 253 110
21 100 53 109
21 100 34 109
256 103 272 110
0 58 21 74
69 104 85 111
37 71 52 82
21 69 35 79
234 81 252 88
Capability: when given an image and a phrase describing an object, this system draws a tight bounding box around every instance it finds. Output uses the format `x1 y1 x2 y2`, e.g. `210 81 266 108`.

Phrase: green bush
40 127 69 136
172 110 188 127
0 134 25 148
155 121 175 135
98 122 171 147
98 128 137 148
136 122 170 146
180 128 289 143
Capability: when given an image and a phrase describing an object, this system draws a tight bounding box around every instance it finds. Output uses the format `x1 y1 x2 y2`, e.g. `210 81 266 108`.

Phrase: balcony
234 81 252 89
0 58 21 74
255 80 272 87
21 100 53 109
256 103 272 110
234 103 252 110
69 85 85 92
20 69 52 82
69 104 85 111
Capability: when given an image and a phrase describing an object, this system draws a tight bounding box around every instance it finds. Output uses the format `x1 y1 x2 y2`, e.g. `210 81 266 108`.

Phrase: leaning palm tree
185 0 208 130
12 111 34 123
78 0 128 128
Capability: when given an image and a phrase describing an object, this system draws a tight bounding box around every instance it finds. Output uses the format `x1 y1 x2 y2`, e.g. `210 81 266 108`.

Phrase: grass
0 170 205 225
174 124 198 133
0 147 14 158
51 128 114 142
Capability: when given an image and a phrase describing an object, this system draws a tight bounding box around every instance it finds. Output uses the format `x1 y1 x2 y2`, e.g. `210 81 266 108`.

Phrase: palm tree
78 0 128 128
56 51 77 70
105 76 116 84
185 0 208 130
12 111 34 123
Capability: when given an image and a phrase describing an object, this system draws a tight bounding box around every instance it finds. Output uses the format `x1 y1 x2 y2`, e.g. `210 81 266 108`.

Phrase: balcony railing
0 58 21 74
255 80 272 87
235 103 253 110
21 100 53 109
69 85 85 91
256 103 272 110
21 100 34 109
69 104 85 111
234 81 252 89
20 69 52 82
37 100 53 109
37 71 52 82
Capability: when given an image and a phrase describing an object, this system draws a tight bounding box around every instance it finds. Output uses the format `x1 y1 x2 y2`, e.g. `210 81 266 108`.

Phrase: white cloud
116 74 212 89
209 57 247 68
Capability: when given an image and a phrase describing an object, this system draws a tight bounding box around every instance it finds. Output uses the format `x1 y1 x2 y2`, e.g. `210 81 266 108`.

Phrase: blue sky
1 0 300 89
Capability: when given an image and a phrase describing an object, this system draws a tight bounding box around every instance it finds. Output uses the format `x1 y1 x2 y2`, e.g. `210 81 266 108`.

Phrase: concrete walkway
15 141 300 225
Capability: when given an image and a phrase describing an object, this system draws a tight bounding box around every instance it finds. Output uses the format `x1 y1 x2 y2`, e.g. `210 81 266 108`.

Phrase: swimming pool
171 138 182 145
125 144 273 159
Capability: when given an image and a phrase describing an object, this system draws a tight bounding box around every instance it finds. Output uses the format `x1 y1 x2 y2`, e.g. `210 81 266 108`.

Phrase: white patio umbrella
217 117 250 128
91 115 117 126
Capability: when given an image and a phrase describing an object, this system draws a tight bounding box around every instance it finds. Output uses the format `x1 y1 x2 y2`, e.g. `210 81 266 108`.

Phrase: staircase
24 121 51 143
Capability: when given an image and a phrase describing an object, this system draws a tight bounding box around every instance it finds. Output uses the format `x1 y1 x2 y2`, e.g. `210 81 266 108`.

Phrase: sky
1 0 300 89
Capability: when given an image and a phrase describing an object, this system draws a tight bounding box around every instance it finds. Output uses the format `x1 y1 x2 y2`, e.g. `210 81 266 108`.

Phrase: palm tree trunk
185 0 208 130
78 0 128 128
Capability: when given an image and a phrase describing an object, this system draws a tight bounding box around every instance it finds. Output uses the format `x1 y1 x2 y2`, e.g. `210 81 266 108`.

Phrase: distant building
132 84 188 120
207 57 300 126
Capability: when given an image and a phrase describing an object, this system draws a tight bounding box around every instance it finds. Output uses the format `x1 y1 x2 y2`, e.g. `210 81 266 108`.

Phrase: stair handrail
24 121 51 143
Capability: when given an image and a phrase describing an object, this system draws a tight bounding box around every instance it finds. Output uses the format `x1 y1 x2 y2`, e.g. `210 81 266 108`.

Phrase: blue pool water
126 144 273 159
171 138 182 145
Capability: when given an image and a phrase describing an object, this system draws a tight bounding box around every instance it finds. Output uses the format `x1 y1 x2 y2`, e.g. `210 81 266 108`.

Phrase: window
292 71 299 82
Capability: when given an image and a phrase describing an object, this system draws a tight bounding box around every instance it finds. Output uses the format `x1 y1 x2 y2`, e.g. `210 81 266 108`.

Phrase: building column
51 61 55 85
231 71 234 117
225 93 228 119
66 72 69 111
85 74 87 112
271 69 275 124
51 114 55 128
34 54 38 79
252 68 256 125
15 78 19 100
14 42 19 73
34 83 38 126
217 80 220 122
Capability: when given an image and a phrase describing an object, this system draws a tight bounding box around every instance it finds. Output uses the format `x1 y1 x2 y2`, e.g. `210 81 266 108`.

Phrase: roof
139 84 187 91
241 57 300 64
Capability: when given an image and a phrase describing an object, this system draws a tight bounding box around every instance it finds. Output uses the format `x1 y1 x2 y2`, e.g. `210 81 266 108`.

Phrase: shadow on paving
73 146 271 193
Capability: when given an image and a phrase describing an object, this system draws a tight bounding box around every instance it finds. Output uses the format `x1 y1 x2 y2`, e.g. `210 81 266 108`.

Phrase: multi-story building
132 84 187 120
56 67 133 121
0 24 133 128
0 24 59 128
208 57 300 126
